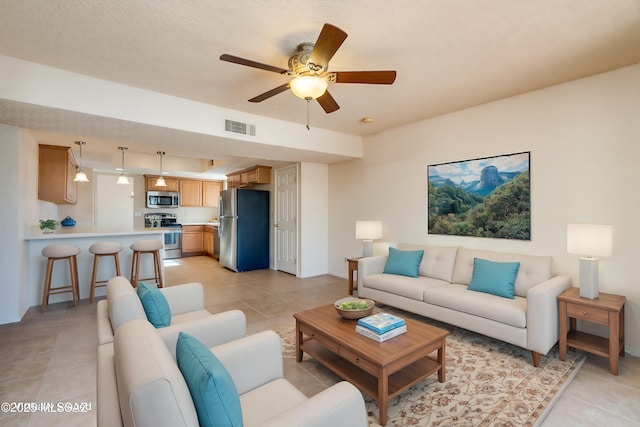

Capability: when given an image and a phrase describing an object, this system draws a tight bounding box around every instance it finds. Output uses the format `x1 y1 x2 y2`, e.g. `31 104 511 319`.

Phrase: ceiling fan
220 23 397 114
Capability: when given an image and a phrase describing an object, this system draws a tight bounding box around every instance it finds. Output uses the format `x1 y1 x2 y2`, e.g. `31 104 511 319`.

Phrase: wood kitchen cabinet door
203 226 215 256
202 181 222 207
179 179 202 206
182 225 204 255
38 144 78 204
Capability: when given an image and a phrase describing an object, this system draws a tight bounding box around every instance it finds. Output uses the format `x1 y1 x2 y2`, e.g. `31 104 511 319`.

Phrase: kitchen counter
24 228 165 307
181 221 219 226
24 227 165 240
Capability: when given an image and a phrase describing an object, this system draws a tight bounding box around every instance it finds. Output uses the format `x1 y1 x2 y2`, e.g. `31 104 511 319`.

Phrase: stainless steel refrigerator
218 188 270 272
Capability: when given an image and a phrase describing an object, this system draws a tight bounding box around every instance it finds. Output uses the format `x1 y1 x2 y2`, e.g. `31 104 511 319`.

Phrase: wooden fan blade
307 24 348 73
248 83 290 102
317 90 340 114
333 70 397 84
220 54 289 74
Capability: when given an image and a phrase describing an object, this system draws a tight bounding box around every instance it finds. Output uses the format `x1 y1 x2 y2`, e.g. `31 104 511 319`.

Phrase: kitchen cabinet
226 165 272 188
179 179 202 207
38 144 78 204
182 225 204 255
202 181 222 207
145 175 179 192
203 225 215 257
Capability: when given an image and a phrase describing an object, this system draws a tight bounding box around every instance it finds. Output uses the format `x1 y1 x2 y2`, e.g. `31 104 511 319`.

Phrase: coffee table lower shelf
301 338 442 403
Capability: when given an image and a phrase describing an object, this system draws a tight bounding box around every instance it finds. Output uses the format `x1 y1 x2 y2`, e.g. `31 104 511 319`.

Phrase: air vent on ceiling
225 119 256 136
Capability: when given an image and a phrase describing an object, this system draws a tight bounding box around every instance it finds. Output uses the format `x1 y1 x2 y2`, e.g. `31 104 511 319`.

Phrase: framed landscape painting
427 151 531 240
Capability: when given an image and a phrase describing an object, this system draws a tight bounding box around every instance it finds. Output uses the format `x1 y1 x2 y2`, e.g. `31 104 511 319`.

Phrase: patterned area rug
276 320 585 427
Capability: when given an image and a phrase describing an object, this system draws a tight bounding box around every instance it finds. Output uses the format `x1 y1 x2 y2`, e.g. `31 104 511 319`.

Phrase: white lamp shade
289 75 328 100
155 176 167 187
116 175 130 185
355 221 382 240
73 170 89 182
567 224 613 257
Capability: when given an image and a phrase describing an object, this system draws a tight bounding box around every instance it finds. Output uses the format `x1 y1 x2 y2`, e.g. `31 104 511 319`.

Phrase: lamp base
362 240 374 257
579 257 599 299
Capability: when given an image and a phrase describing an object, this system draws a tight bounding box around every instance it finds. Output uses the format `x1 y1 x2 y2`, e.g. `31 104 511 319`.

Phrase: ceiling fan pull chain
306 97 311 130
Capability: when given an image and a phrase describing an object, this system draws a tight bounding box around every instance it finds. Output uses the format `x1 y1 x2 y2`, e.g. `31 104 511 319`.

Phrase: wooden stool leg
69 256 78 306
130 252 138 286
154 250 163 288
134 252 142 288
41 258 54 313
90 254 99 304
114 253 121 276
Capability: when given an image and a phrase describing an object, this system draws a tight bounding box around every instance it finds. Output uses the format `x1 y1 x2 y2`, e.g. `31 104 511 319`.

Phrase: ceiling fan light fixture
289 75 328 100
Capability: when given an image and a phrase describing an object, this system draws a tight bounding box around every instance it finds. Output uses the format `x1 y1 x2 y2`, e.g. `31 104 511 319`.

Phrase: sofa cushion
239 378 307 426
451 248 552 297
176 332 243 427
468 258 520 299
398 244 458 282
383 247 424 277
363 274 449 300
424 284 527 328
137 282 172 328
107 276 147 333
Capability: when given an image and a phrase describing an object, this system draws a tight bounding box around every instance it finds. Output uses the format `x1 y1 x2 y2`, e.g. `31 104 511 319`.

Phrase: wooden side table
558 287 625 375
347 257 361 295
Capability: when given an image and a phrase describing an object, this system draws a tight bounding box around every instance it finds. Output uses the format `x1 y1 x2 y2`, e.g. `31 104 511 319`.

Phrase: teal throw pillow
468 258 520 299
383 247 424 278
137 282 171 328
176 332 243 427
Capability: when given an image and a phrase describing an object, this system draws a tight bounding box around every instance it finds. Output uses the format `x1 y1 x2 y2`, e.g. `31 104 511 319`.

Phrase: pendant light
116 147 130 185
73 141 90 182
155 151 167 187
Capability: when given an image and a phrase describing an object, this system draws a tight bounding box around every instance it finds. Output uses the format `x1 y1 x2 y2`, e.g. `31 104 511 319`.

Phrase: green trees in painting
428 171 530 240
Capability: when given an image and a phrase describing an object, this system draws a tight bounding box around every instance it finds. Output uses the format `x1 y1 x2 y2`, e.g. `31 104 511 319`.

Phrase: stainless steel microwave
146 191 179 208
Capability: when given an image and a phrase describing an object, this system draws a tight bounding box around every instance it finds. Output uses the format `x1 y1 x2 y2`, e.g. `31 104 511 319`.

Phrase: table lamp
355 220 382 257
567 223 613 299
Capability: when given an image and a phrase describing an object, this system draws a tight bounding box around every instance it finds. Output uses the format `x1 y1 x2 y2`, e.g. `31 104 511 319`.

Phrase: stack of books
356 312 407 342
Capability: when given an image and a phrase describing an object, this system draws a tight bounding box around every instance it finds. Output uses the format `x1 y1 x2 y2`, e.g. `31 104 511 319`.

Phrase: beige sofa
358 244 572 366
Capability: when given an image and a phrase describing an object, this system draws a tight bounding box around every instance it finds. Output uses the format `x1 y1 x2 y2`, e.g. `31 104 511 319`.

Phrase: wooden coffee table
294 304 448 426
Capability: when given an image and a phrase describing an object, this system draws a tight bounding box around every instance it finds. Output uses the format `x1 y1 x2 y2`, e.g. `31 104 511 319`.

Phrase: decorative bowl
334 297 375 320
60 216 76 227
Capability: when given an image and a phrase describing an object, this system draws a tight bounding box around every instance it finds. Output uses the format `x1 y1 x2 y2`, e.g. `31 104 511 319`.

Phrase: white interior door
95 173 134 230
275 165 298 275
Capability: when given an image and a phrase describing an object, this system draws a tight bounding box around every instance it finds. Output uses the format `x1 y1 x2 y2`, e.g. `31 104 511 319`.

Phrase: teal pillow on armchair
383 247 424 278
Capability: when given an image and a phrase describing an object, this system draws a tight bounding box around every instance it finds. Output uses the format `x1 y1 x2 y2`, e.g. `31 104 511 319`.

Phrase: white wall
328 64 640 356
299 162 328 278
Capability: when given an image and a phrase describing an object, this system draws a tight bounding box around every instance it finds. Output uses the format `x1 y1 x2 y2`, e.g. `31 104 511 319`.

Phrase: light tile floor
0 256 638 426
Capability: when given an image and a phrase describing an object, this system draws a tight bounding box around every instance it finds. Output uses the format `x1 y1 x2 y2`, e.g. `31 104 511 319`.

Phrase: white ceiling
1 0 640 176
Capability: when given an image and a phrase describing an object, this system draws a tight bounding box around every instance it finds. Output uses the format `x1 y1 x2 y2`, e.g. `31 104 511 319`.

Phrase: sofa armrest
261 381 367 427
159 282 205 315
160 309 247 359
97 300 114 346
97 343 124 427
526 274 572 354
211 330 283 395
357 255 388 289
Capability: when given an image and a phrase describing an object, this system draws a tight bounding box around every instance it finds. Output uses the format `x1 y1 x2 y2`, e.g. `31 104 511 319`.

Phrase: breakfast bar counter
24 228 165 307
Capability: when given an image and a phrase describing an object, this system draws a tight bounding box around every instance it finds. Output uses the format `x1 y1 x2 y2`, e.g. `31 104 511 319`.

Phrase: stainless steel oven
145 213 182 259
162 229 182 259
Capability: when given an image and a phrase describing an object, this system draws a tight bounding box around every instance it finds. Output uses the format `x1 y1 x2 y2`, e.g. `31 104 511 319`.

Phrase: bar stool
89 241 122 303
130 239 164 288
41 244 80 313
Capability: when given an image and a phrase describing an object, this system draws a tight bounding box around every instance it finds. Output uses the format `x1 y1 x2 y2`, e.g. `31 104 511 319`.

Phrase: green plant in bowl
339 301 370 310
39 219 58 233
